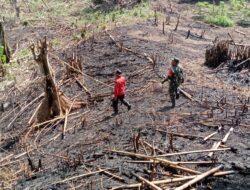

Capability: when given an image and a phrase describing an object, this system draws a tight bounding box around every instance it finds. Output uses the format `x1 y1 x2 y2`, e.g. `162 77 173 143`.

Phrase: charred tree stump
174 15 180 31
162 21 165 34
30 37 63 122
165 14 171 25
154 10 158 26
30 37 85 124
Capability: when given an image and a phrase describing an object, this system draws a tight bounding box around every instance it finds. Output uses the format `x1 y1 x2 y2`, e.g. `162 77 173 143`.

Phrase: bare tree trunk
30 37 63 122
30 37 86 124
11 0 20 18
0 22 10 77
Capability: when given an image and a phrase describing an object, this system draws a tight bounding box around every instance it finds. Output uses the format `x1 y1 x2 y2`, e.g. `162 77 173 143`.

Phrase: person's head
171 57 179 66
116 69 122 77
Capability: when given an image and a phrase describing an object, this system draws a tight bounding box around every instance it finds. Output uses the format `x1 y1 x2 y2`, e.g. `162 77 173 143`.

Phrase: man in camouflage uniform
161 58 184 108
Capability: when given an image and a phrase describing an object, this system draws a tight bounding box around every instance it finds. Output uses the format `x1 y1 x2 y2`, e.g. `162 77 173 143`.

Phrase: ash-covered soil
0 1 250 190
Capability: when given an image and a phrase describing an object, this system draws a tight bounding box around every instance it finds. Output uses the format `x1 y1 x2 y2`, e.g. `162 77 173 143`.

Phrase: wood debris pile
205 39 250 71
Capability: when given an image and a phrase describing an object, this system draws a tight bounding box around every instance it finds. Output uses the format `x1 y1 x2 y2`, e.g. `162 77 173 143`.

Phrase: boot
121 99 131 111
176 92 180 99
127 104 131 111
171 98 175 108
176 88 180 99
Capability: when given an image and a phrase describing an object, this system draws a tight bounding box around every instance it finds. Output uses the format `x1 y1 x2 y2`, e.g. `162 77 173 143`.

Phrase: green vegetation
80 1 154 26
72 1 158 41
195 0 250 27
0 45 7 64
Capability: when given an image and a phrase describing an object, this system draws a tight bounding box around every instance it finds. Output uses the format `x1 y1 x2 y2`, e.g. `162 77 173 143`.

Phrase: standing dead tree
0 22 11 77
11 0 20 18
174 14 180 31
66 53 83 79
30 37 85 124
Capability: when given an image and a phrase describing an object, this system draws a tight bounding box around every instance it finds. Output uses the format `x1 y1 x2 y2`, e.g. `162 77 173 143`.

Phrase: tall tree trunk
0 22 10 77
30 37 63 123
30 37 86 124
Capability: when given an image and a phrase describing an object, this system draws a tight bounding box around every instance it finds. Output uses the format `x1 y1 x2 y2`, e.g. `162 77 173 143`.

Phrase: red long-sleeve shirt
114 75 126 97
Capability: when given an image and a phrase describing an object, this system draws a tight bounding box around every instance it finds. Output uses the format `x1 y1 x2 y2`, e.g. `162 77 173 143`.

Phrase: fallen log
178 87 194 101
157 148 230 157
111 169 233 190
52 169 109 185
102 170 124 182
75 77 91 96
111 176 194 190
141 140 165 154
208 127 234 157
208 142 221 157
7 93 44 129
127 160 215 165
203 126 222 141
234 29 246 36
111 149 201 174
172 161 216 165
156 129 220 141
133 173 163 190
222 127 234 144
62 109 69 139
174 165 223 190
233 58 250 69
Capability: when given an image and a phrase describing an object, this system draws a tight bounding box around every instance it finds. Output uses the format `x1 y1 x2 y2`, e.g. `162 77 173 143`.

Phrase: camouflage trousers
169 82 179 107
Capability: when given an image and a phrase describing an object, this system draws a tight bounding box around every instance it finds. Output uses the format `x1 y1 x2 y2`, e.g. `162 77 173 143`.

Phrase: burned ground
0 0 250 190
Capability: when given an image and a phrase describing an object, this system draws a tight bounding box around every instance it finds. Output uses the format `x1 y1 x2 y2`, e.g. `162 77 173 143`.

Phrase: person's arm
161 77 168 84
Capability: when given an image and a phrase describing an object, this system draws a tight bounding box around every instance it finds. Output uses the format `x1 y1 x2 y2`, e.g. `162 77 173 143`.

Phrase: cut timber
52 169 108 185
208 127 234 157
127 160 215 165
178 87 194 101
111 170 233 189
208 142 221 157
203 126 222 141
234 58 250 68
234 29 246 36
7 93 44 129
111 176 195 190
62 109 69 139
102 170 124 182
222 127 234 144
172 161 215 165
133 173 163 190
156 129 220 141
174 165 223 190
111 149 201 174
157 148 230 157
30 37 85 124
141 140 165 154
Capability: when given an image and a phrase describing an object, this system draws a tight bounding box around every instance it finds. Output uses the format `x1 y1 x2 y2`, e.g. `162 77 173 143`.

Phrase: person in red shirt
112 69 131 115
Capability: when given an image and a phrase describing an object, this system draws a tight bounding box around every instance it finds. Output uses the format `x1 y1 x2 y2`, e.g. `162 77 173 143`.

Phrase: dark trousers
169 83 180 107
112 95 130 113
